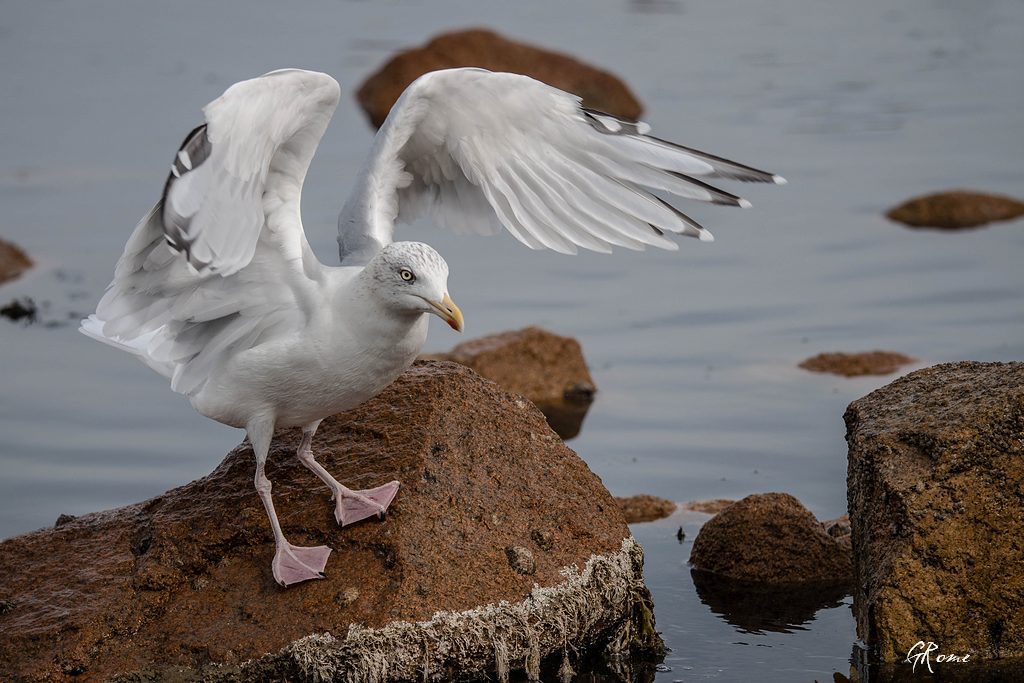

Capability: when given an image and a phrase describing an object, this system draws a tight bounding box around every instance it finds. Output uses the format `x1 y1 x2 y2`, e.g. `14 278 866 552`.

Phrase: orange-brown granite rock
0 238 32 285
616 494 677 523
846 361 1024 662
886 190 1024 229
433 326 595 405
356 28 643 129
682 499 736 515
0 361 655 681
689 493 852 585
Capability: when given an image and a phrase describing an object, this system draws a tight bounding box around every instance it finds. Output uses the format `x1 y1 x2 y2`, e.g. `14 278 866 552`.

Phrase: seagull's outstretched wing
82 69 340 395
337 68 783 265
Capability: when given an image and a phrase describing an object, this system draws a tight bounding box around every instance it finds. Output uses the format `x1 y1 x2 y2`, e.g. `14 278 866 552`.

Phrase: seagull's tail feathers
82 198 305 398
80 315 176 380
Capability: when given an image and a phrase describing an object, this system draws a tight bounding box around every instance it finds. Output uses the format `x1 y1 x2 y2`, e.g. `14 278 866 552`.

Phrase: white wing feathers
83 70 340 395
337 68 783 265
165 69 340 276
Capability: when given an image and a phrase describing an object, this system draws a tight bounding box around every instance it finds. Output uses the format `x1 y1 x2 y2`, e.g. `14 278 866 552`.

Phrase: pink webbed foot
334 480 401 526
272 542 332 587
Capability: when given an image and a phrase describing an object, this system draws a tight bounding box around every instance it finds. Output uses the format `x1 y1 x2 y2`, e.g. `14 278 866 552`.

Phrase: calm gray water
2 0 1023 680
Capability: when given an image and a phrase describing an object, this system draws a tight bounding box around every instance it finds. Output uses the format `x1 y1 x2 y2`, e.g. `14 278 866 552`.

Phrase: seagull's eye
399 268 415 282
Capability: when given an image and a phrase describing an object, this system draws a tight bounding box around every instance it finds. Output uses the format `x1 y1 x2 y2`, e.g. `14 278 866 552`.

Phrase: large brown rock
356 28 643 129
886 190 1024 229
846 361 1024 662
0 237 32 285
0 361 657 681
689 492 852 585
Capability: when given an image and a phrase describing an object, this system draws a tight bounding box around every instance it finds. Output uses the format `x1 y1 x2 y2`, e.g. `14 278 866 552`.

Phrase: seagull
81 67 783 587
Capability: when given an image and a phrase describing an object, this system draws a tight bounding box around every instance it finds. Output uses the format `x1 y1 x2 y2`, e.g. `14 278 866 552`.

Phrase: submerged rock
886 190 1024 229
356 28 643 129
689 493 852 585
799 351 915 377
0 297 37 323
616 494 677 523
846 361 1024 662
682 499 736 515
428 326 596 439
0 238 32 285
0 361 661 681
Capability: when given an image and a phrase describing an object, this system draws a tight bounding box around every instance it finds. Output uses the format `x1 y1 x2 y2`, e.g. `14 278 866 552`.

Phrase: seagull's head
366 242 464 332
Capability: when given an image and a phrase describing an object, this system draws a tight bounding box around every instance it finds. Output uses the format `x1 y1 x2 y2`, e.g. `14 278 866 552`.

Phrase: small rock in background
615 494 677 523
426 326 596 439
356 28 643 129
0 238 32 285
886 190 1024 229
846 361 1024 662
682 499 736 515
799 351 915 377
689 492 852 585
819 514 851 551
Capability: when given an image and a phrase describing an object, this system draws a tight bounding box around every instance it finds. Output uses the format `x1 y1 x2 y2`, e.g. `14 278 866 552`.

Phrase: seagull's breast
189 302 429 430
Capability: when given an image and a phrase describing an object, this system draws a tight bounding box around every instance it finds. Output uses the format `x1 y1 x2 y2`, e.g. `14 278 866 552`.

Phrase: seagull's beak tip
440 293 464 333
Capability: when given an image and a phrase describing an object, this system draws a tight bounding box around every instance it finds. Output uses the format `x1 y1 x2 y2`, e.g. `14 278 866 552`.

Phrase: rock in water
886 190 1024 229
356 28 643 129
0 361 661 681
616 494 677 523
428 326 597 439
846 361 1024 662
0 238 32 285
689 492 852 585
682 499 736 515
434 326 596 405
798 351 915 377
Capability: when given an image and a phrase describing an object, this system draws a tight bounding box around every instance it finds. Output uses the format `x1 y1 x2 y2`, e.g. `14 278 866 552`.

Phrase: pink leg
297 420 401 527
248 420 331 587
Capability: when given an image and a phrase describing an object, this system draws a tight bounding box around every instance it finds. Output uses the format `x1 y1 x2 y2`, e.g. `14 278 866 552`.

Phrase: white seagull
82 68 783 587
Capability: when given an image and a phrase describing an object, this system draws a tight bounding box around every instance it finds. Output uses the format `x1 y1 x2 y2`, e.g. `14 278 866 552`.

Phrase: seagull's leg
296 419 400 527
248 419 331 587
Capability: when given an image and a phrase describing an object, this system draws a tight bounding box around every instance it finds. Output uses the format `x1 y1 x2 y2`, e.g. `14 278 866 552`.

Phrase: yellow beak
428 293 464 332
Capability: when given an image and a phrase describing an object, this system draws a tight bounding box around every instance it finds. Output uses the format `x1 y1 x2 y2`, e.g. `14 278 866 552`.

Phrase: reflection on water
691 569 851 635
536 397 593 440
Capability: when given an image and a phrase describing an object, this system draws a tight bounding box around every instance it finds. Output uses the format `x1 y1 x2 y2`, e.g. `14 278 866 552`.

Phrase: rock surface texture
846 361 1024 662
689 492 852 585
0 237 32 284
886 190 1024 229
356 28 643 129
0 361 658 681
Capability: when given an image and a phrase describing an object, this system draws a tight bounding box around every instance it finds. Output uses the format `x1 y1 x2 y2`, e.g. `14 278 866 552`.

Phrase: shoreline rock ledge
846 361 1024 663
0 361 661 681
